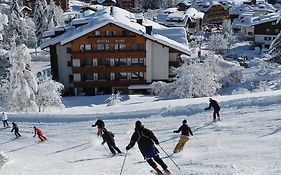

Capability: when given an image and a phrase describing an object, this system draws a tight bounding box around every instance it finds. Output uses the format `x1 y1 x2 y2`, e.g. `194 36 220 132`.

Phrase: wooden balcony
72 50 146 59
73 80 146 88
72 65 146 73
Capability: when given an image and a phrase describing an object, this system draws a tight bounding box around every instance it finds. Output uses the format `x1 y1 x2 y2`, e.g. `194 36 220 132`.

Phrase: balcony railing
72 50 146 59
72 65 146 73
73 80 147 88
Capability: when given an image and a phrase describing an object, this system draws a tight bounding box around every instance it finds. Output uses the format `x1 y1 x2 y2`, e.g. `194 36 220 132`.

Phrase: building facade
42 7 190 96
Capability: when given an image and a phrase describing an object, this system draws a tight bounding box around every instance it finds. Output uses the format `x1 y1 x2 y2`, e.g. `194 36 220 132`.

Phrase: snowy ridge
7 90 281 122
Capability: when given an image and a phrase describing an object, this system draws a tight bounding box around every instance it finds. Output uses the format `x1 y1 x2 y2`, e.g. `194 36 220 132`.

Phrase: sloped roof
233 11 281 27
41 6 190 55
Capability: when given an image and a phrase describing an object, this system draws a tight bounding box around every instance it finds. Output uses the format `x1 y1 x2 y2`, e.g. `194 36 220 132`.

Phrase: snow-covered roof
229 4 254 15
177 0 192 7
20 6 32 11
199 0 223 12
157 7 203 27
233 11 281 27
41 6 190 55
253 1 276 13
185 7 205 19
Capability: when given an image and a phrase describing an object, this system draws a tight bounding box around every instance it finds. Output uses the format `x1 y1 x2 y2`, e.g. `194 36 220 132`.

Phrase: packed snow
0 90 281 175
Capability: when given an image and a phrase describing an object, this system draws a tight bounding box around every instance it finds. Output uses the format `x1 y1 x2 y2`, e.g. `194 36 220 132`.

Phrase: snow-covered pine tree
33 0 48 43
2 0 36 49
47 0 64 30
36 74 64 112
7 44 38 111
221 19 235 47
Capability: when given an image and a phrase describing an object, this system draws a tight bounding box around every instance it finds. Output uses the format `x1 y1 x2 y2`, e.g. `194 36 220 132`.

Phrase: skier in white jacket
2 111 9 128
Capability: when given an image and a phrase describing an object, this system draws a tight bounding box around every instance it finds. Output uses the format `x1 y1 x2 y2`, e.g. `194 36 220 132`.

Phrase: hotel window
122 31 128 37
80 44 92 52
99 59 110 66
114 58 127 66
66 47 71 53
275 29 280 33
131 43 138 50
112 31 116 37
105 31 110 37
69 75 74 83
131 58 144 65
95 31 101 37
131 72 144 80
115 72 127 80
67 61 72 67
115 43 127 50
81 59 93 67
105 44 110 50
266 29 270 32
82 73 94 81
97 44 105 50
98 73 110 80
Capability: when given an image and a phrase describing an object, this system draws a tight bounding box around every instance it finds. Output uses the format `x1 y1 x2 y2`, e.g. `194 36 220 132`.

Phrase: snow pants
107 142 121 155
14 129 21 138
213 110 220 121
147 155 168 170
37 134 47 141
2 120 9 127
173 135 189 153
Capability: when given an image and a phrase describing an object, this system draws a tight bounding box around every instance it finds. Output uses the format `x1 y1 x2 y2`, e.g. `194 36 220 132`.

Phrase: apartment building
41 6 190 96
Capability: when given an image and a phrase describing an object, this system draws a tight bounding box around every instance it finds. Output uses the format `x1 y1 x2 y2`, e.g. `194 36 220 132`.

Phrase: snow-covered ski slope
1 91 281 175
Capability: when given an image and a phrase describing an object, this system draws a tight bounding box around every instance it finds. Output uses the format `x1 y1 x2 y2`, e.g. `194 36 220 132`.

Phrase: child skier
126 121 171 175
2 111 9 128
173 119 193 153
33 126 47 141
92 117 105 137
11 122 21 138
101 128 122 155
205 98 221 122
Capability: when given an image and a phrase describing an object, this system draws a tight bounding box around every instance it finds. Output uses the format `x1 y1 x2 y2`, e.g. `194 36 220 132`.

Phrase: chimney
110 6 113 16
145 26 152 35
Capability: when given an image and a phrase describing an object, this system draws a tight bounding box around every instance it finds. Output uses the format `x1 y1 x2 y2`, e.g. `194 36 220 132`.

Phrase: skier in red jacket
33 126 47 141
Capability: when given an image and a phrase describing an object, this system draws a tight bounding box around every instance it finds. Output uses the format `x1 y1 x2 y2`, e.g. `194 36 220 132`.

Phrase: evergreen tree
2 0 36 49
47 0 64 30
7 44 38 111
33 0 48 43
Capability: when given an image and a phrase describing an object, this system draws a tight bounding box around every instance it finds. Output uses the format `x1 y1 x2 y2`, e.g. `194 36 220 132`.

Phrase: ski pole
119 150 128 175
158 145 181 170
193 136 208 149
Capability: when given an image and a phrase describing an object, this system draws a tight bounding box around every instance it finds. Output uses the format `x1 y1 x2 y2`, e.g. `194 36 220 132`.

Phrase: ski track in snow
0 93 281 175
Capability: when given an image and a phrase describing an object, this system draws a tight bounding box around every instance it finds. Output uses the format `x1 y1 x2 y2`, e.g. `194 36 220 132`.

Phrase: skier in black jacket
92 117 105 136
205 98 221 122
101 128 121 155
11 122 21 138
173 119 193 153
126 121 171 175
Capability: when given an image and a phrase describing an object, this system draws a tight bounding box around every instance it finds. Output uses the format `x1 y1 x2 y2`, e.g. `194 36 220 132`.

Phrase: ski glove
173 130 177 133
